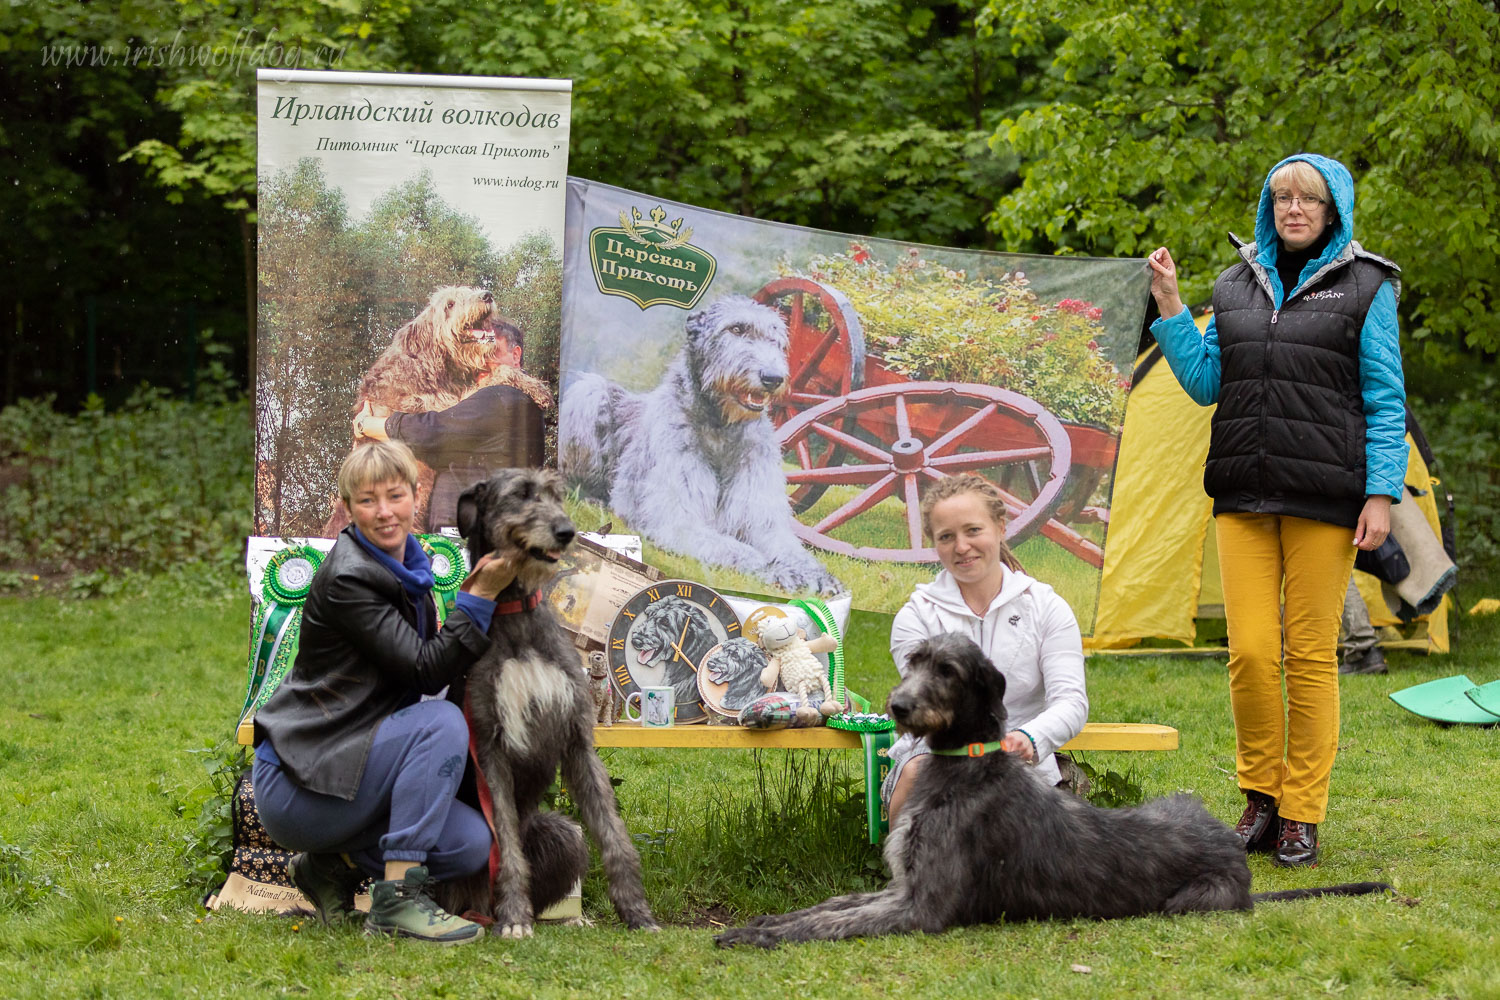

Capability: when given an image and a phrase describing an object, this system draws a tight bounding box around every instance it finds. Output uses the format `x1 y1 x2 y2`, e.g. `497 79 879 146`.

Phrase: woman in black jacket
253 440 515 944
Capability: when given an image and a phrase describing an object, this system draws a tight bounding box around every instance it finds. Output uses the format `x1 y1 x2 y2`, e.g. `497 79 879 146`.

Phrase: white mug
623 687 675 727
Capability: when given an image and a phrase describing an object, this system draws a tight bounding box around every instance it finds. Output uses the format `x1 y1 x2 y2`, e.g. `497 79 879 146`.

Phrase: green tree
255 157 361 533
982 0 1500 359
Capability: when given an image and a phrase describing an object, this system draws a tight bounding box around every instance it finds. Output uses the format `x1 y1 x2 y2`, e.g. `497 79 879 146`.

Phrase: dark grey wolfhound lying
435 468 658 937
717 633 1388 947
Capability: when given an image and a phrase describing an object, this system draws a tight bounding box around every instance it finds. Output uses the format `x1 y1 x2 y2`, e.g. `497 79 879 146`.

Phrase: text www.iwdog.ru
474 177 558 190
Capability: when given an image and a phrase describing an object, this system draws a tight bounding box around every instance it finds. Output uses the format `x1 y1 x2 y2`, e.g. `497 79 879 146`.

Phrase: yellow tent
1087 321 1450 654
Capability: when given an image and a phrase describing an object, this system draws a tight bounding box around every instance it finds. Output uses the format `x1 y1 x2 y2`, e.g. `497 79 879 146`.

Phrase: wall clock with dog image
607 580 742 725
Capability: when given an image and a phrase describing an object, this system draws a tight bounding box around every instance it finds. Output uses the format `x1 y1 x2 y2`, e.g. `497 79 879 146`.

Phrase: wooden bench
591 721 1178 842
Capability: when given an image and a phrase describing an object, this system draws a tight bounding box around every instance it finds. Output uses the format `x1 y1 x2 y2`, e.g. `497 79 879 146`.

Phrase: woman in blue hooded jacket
1147 154 1406 867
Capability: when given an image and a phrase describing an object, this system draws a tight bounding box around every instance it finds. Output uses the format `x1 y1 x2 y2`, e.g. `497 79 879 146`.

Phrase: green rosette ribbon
419 535 468 622
262 546 322 607
238 545 324 728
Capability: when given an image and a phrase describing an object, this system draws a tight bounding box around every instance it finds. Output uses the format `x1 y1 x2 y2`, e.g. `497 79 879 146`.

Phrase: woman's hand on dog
461 550 521 600
1002 730 1037 764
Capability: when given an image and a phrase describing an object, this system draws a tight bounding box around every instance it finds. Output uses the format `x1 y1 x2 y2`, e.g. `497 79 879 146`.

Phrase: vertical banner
254 70 570 536
559 179 1149 632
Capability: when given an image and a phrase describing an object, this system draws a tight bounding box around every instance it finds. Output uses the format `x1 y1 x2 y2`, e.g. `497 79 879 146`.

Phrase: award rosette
239 545 324 726
419 534 468 622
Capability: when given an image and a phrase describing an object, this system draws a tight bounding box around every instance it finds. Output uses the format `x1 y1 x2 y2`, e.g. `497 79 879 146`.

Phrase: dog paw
714 927 779 949
495 921 534 939
558 915 595 928
621 906 660 931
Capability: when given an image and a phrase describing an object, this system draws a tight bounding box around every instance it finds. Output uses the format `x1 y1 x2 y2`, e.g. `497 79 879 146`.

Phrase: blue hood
1253 153 1355 274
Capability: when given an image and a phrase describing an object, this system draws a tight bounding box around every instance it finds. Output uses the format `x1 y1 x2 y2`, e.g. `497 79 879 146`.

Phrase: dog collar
494 589 544 615
930 740 1005 758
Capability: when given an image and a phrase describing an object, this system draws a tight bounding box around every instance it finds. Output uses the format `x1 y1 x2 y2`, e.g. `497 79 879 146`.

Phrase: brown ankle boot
1233 790 1279 852
1273 819 1319 867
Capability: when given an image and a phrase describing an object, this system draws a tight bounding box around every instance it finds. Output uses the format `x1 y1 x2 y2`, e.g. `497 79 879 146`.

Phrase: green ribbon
860 729 896 844
237 545 323 730
419 534 468 621
239 601 298 726
790 597 844 706
261 546 322 606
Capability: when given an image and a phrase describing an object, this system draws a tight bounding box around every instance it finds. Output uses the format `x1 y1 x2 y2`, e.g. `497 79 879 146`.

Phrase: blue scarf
352 528 436 638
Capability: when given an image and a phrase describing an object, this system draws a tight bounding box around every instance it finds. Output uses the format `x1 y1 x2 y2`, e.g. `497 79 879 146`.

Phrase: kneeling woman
253 440 515 944
884 474 1089 822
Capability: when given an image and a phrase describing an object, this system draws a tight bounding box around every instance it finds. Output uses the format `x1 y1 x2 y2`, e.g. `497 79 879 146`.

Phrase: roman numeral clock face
606 580 741 725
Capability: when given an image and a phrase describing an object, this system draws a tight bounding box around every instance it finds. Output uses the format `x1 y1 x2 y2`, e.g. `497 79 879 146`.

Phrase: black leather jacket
253 526 491 800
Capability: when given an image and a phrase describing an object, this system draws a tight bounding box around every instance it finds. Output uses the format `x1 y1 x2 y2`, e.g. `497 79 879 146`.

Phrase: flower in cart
780 246 1127 428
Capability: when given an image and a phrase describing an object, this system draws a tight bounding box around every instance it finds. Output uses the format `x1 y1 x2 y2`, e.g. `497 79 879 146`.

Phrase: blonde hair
1268 160 1331 203
337 439 420 505
919 473 1024 572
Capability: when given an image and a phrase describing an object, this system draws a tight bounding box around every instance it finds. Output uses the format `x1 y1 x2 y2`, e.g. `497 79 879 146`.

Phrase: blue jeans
253 699 490 880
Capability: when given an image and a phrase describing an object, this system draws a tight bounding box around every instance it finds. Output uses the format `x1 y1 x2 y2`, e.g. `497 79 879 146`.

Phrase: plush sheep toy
756 615 840 725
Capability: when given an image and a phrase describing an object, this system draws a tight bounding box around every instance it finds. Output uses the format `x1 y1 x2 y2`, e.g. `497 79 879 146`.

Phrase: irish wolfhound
436 468 657 937
716 633 1389 947
560 295 841 596
325 286 553 533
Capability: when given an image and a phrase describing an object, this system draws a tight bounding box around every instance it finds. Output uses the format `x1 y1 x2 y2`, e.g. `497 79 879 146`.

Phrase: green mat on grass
1464 679 1500 718
1389 675 1500 725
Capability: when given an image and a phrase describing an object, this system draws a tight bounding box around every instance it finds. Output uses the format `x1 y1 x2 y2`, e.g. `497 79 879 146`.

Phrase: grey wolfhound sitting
716 634 1389 947
560 295 841 596
436 468 658 937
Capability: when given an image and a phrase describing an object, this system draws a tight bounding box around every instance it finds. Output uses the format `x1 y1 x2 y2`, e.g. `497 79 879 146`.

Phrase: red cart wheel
754 277 867 513
775 382 1072 562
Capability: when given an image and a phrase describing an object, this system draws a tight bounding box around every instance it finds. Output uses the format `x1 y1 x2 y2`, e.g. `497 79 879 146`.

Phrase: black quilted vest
1207 252 1393 528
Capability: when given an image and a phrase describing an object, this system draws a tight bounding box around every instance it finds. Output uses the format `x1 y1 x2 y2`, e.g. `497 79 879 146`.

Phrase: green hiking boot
364 866 482 945
288 852 365 925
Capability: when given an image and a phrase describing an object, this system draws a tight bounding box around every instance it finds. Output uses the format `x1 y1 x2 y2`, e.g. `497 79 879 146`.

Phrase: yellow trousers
1215 513 1358 824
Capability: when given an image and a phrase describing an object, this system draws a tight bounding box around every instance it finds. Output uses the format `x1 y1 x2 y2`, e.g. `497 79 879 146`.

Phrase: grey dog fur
560 295 841 596
716 633 1389 947
435 468 657 936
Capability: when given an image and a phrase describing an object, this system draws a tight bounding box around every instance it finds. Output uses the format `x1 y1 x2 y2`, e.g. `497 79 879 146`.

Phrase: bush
0 385 250 589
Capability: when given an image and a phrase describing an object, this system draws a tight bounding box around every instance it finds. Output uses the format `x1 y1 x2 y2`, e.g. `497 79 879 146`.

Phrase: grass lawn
1 573 1498 999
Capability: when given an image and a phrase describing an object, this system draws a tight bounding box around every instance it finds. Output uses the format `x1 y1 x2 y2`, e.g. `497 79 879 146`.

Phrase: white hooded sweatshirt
888 567 1088 787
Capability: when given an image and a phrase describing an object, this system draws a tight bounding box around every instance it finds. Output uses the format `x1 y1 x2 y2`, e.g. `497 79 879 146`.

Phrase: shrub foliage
0 387 250 591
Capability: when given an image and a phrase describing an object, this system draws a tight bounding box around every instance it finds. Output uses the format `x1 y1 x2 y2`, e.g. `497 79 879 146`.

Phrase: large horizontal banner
254 70 570 537
559 179 1149 631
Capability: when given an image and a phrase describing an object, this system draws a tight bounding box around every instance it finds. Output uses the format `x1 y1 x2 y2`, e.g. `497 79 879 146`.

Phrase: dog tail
1252 881 1392 903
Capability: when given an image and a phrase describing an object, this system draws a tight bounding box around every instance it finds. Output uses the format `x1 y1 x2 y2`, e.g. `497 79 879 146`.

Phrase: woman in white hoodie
884 474 1089 821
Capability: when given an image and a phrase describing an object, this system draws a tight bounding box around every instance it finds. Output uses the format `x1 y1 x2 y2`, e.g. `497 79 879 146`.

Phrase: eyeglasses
1273 193 1326 211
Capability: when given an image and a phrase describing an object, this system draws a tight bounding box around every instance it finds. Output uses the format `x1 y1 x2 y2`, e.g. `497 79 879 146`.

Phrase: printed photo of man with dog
254 73 570 540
